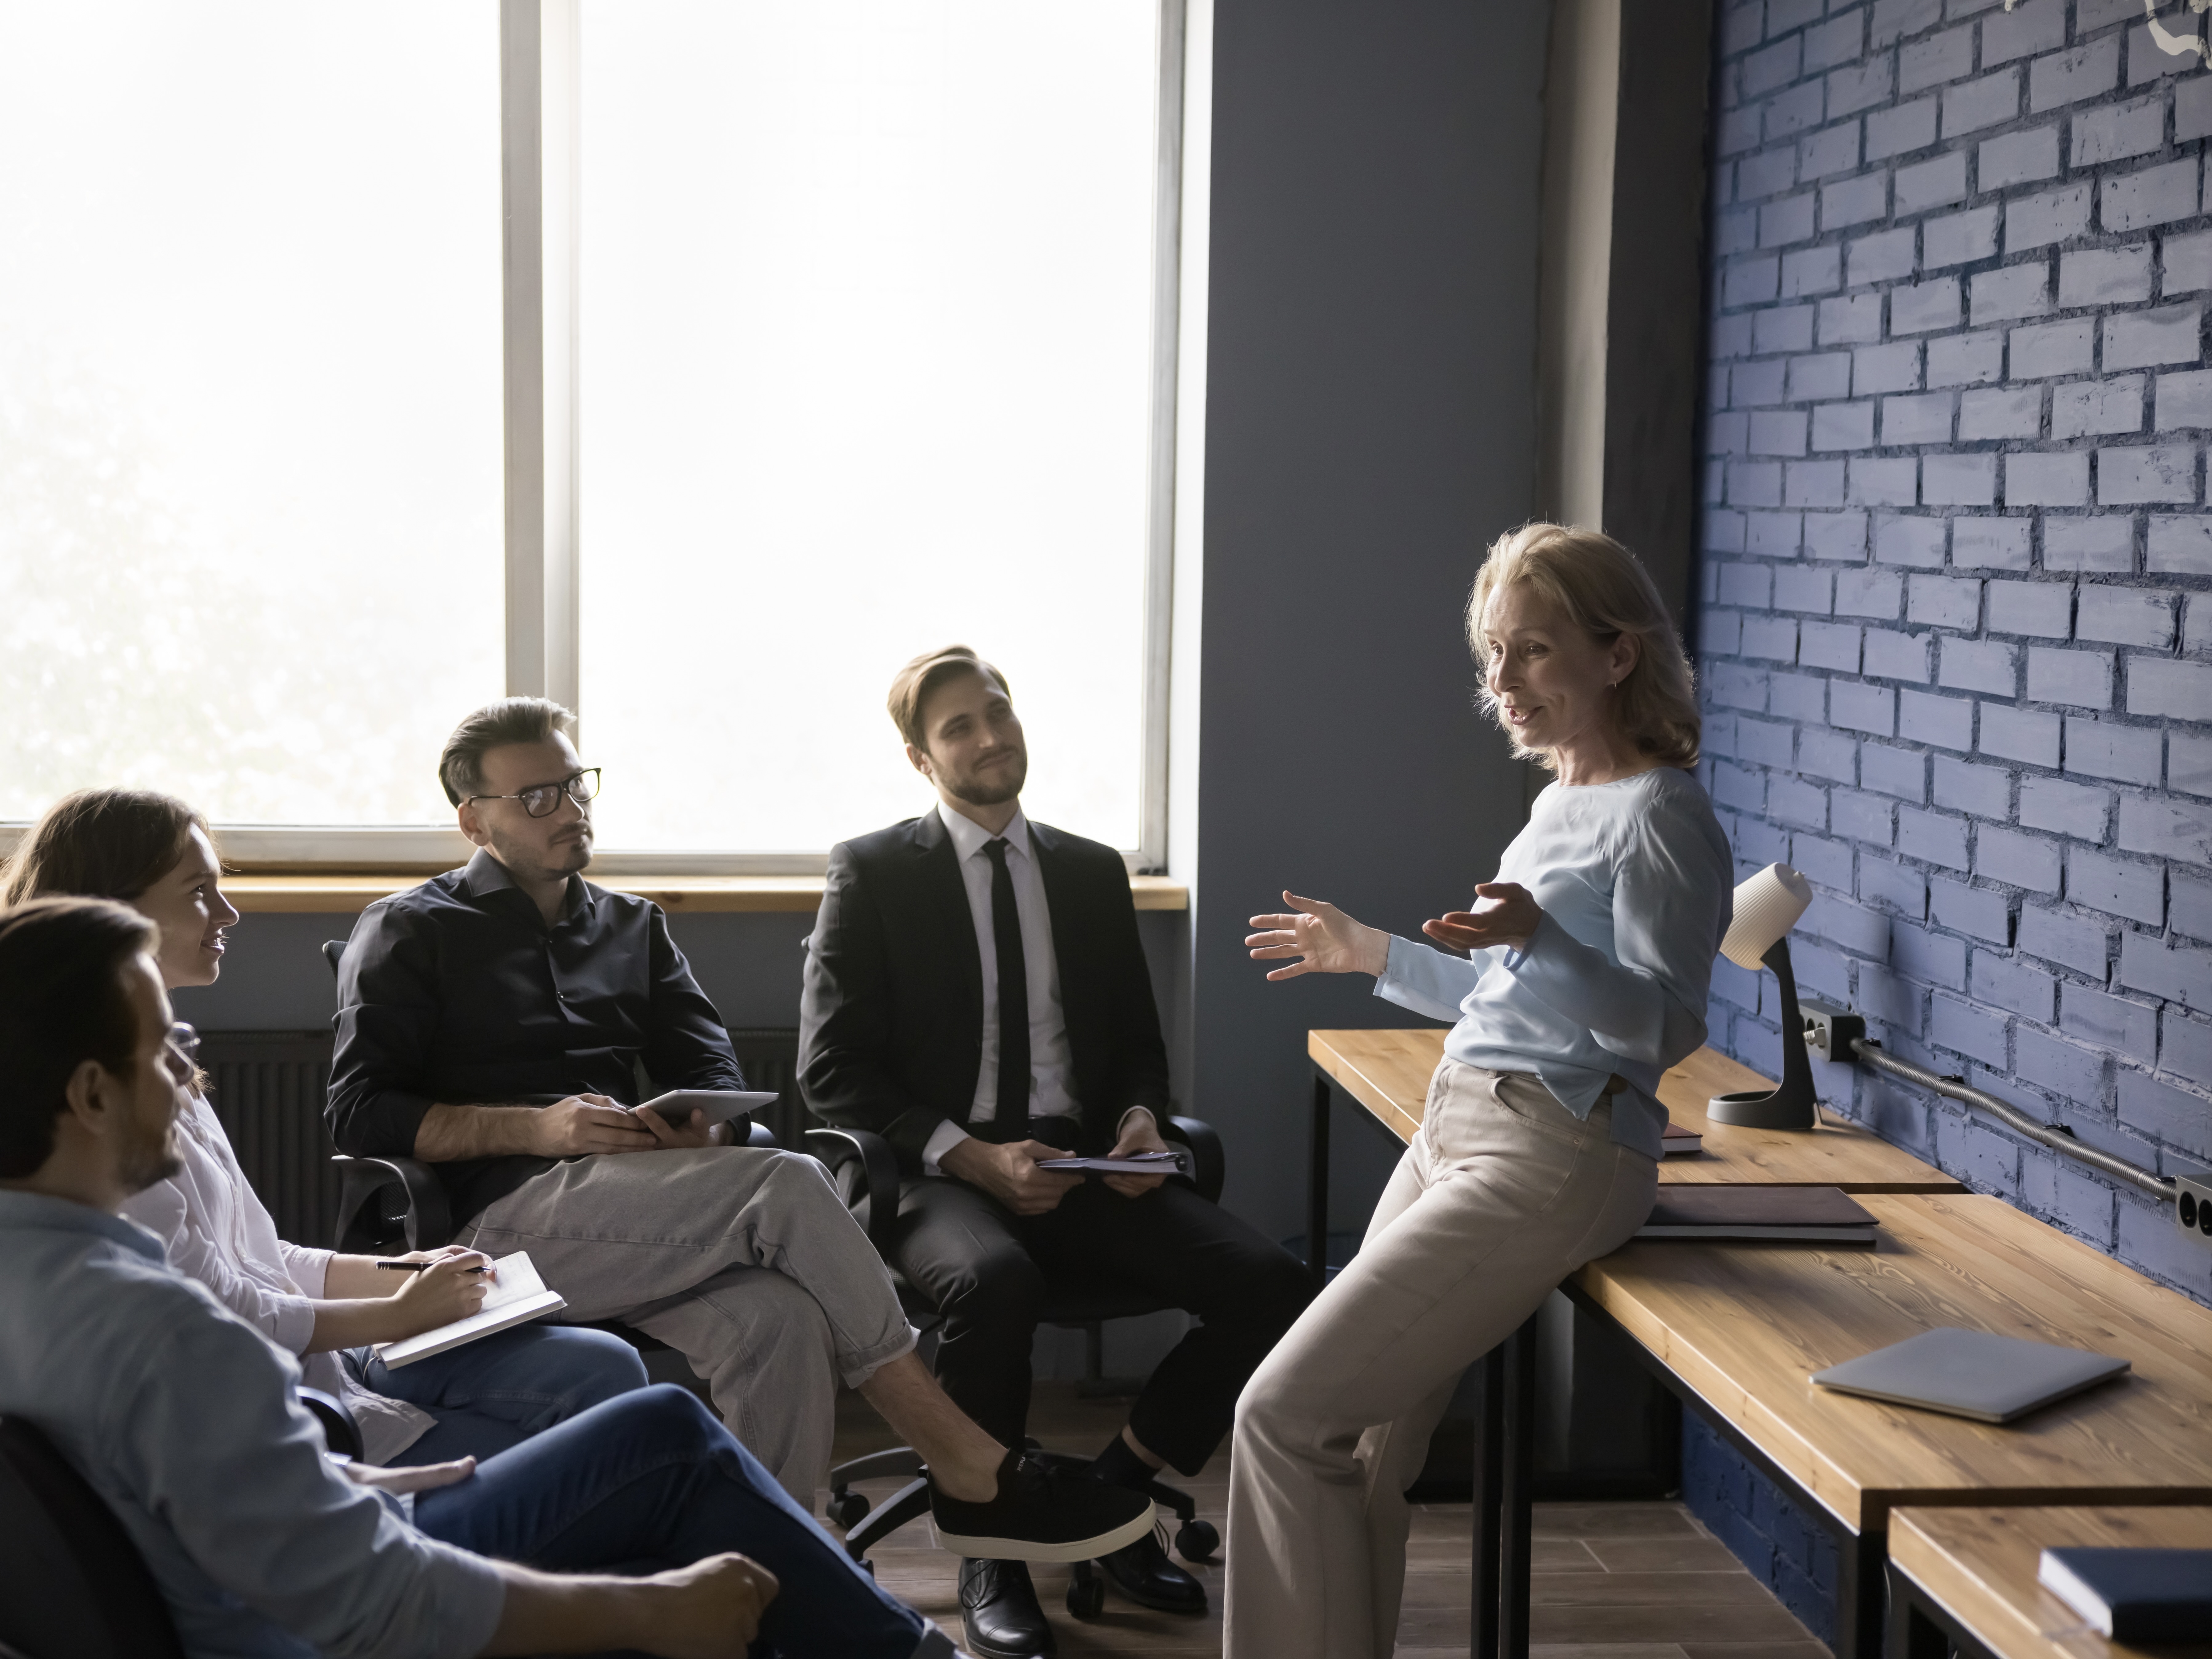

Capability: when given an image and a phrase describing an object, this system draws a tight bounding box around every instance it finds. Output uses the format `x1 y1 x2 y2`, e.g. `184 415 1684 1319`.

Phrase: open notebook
375 1252 566 1369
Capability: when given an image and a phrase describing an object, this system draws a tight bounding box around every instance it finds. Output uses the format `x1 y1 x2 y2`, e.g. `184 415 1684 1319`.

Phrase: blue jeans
351 1324 648 1465
415 1386 950 1659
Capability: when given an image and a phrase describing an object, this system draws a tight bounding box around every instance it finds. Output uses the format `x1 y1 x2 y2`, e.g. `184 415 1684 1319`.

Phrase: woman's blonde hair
1466 523 1701 771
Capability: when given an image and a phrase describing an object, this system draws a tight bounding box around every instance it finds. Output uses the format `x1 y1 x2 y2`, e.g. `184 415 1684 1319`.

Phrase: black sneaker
930 1449 1155 1562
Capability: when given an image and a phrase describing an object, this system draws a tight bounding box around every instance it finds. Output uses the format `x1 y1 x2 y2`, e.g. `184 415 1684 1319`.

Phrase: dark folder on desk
1634 1185 1878 1244
2038 1546 2212 1641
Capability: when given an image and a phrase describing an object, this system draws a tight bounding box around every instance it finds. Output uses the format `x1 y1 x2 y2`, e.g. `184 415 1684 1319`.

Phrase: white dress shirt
120 1090 436 1463
921 800 1083 1174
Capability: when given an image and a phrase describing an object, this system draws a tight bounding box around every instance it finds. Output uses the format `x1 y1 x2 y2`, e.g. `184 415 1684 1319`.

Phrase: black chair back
0 1417 184 1659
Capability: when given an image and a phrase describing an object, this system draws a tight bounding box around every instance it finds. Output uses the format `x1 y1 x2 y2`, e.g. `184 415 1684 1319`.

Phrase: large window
0 0 1182 866
0 3 505 829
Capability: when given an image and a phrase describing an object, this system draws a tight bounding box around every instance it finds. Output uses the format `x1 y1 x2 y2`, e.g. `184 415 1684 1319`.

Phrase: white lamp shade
1720 863 1813 969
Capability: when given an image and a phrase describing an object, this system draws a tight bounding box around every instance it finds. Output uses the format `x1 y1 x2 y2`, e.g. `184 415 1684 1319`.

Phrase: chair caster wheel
827 1491 870 1530
1175 1519 1220 1561
1066 1571 1106 1620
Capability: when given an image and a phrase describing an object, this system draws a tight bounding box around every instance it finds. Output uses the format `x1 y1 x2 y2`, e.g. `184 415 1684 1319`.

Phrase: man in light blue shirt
0 896 964 1659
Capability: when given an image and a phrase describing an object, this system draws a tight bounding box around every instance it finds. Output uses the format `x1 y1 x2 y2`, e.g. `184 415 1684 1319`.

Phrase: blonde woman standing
1226 524 1733 1659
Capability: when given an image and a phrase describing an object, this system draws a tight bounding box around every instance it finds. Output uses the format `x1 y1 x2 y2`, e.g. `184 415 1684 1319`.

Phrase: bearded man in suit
799 646 1310 1659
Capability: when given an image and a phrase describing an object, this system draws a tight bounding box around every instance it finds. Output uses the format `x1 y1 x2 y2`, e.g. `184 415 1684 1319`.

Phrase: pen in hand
375 1259 495 1274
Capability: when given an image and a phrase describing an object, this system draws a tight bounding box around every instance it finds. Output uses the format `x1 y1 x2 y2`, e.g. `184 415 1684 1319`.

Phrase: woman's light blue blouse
1374 766 1734 1159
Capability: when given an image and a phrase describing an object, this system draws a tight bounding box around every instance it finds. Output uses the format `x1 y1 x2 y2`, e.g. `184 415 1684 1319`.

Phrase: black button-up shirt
327 849 746 1224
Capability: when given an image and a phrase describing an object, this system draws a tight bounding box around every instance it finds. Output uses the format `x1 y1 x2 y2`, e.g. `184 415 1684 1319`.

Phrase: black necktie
985 838 1031 1143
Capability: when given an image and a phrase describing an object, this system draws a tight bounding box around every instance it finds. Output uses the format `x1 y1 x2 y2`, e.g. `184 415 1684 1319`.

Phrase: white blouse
1374 766 1734 1158
122 1092 433 1463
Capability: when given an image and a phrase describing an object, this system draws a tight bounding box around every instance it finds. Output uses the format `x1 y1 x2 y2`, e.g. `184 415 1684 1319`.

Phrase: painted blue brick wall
1685 0 2212 1638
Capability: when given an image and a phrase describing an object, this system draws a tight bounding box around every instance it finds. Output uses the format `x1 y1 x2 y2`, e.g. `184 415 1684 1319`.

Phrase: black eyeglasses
467 768 601 819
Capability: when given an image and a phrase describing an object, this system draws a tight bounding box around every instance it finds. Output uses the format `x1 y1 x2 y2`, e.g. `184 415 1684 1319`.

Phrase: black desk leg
1307 1072 1332 1295
1498 1314 1539 1659
1834 1526 1886 1659
1885 1562 2000 1659
1470 1345 1505 1659
1885 1565 1946 1659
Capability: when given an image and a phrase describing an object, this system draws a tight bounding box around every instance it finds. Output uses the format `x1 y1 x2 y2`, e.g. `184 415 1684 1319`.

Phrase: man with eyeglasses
327 698 1155 1566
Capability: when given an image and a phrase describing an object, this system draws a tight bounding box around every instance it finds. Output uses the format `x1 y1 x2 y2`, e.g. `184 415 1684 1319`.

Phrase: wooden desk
1889 1506 2212 1659
1305 1029 1961 1274
1570 1193 2212 1659
1301 1030 2208 1659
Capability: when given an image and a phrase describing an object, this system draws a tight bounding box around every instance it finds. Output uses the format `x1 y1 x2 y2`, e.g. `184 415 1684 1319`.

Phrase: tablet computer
636 1089 781 1128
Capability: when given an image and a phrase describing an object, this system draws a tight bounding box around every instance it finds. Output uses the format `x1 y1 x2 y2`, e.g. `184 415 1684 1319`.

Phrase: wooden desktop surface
1307 1028 1965 1192
1890 1505 2212 1659
1572 1191 2212 1533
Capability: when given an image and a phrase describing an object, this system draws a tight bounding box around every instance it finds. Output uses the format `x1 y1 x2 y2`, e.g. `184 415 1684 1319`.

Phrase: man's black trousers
888 1175 1312 1476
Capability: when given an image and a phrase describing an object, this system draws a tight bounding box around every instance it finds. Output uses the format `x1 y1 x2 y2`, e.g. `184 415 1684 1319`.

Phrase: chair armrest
804 1128 902 1260
331 1155 454 1253
1162 1115 1225 1205
296 1387 364 1460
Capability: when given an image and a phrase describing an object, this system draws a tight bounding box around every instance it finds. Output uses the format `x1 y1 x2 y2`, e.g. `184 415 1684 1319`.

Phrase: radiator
197 1031 342 1247
197 1028 807 1250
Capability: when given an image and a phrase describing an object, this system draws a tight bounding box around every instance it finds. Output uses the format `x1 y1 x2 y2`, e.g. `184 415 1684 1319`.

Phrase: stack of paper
375 1252 566 1369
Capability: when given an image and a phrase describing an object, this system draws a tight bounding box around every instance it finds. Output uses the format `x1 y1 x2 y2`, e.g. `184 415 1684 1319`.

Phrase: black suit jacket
798 811 1172 1177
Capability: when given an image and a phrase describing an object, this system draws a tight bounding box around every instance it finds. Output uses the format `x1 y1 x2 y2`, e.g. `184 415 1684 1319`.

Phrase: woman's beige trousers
1225 1061 1658 1659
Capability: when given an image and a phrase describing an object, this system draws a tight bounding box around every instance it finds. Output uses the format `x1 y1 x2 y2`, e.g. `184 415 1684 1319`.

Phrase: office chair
807 1118 1226 1620
0 1415 185 1659
319 938 778 1253
318 938 775 1373
0 1387 362 1659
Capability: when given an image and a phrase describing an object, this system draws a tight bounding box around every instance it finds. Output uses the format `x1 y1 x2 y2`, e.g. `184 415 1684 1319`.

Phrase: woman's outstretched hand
1246 892 1391 981
1421 882 1545 955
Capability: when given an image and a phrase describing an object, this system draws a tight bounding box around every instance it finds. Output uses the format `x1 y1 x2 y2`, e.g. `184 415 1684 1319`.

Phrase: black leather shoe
959 1557 1056 1659
1097 1522 1208 1614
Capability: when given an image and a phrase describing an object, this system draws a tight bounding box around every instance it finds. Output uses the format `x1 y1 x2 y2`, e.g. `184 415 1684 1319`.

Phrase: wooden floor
820 1382 1825 1659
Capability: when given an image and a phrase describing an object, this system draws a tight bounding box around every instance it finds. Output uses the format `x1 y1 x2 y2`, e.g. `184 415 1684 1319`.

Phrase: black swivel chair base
825 1444 1216 1620
807 1117 1229 1617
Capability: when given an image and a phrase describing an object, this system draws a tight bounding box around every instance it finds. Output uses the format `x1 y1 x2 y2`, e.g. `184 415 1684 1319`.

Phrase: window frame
1 0 1188 876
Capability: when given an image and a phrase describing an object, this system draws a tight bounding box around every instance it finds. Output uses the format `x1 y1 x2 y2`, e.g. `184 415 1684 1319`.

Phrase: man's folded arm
1101 867 1173 1127
327 906 450 1160
799 848 950 1171
329 907 545 1163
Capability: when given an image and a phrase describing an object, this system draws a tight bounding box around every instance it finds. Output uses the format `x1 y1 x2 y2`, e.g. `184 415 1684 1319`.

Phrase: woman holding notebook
1230 524 1734 1659
2 789 647 1466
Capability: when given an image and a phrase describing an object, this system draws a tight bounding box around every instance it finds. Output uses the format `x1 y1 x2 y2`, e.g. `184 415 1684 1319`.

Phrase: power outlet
2174 1169 2212 1251
1799 999 1866 1062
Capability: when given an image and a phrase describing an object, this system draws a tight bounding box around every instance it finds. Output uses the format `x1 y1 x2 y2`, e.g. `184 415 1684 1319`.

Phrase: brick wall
1689 0 2211 1633
1698 0 2212 1301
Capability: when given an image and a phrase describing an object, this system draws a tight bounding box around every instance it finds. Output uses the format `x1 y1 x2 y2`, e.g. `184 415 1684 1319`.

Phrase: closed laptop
1635 1185 1878 1244
1810 1326 2130 1424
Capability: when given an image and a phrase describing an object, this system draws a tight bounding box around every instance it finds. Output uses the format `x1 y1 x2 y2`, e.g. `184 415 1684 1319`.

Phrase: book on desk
2038 1546 2212 1641
1635 1184 1879 1244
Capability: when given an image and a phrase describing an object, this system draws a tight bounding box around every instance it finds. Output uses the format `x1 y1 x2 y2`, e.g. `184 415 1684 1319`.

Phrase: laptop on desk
1810 1326 2131 1424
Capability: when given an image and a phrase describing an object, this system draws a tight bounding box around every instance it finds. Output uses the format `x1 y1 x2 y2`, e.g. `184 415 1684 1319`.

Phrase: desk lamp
1706 863 1820 1130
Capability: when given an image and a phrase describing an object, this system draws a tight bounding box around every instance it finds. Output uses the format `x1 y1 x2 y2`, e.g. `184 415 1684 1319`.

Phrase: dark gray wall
1188 0 1551 1240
